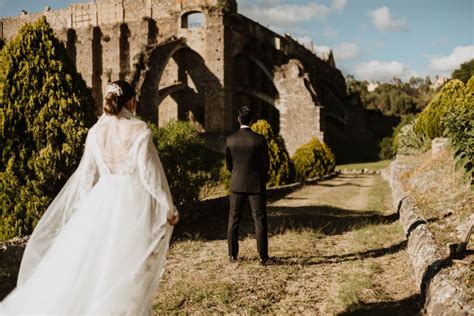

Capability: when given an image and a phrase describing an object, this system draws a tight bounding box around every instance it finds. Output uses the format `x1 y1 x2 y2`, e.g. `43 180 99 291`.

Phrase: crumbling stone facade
0 0 394 161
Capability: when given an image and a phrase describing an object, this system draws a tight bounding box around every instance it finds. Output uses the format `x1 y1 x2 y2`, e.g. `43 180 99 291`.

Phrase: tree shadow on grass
173 202 398 241
317 182 371 188
338 294 422 316
237 239 407 266
337 174 371 179
267 205 398 236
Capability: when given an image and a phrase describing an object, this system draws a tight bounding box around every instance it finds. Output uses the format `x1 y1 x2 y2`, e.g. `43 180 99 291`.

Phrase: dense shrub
396 121 429 155
0 52 5 107
292 138 335 181
414 79 467 140
251 120 294 187
442 76 474 184
378 137 396 160
0 17 96 240
149 121 221 217
379 114 417 159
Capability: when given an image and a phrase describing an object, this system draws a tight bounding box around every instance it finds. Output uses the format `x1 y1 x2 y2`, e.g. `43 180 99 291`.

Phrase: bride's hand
167 213 180 226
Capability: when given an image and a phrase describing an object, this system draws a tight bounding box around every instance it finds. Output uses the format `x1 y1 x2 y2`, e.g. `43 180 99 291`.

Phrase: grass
352 221 404 250
366 174 393 212
337 272 374 311
152 173 418 314
401 148 473 248
336 160 391 171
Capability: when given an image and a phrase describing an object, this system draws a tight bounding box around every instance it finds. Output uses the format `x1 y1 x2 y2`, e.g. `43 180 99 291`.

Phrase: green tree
346 75 436 115
251 120 294 187
0 17 96 240
452 59 474 83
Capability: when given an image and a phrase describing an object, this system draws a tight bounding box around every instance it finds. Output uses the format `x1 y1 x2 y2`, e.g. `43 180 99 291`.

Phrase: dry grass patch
336 160 391 171
401 148 473 248
352 221 404 251
153 174 419 315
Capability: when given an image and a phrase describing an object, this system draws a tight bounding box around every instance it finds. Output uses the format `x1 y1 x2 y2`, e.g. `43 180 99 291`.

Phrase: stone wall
0 236 29 300
0 0 395 161
389 158 473 314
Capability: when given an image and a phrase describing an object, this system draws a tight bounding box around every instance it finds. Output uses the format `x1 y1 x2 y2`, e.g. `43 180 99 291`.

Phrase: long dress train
0 108 178 315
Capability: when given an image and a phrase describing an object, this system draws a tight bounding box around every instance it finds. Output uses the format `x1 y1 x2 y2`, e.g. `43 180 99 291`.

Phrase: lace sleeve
78 130 99 203
137 130 178 219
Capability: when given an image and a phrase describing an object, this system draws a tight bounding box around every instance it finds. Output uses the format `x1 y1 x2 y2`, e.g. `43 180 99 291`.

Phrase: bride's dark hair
103 80 136 115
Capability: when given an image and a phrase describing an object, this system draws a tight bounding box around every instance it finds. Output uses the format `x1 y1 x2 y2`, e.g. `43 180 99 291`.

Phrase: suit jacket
225 128 270 193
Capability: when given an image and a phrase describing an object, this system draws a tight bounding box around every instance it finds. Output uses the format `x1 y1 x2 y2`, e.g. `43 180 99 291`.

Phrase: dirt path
153 174 420 315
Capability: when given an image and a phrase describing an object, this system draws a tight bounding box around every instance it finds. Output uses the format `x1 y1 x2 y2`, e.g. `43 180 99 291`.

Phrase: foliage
379 114 417 159
149 121 222 216
251 120 294 187
0 17 96 240
414 79 468 140
396 121 429 155
378 137 396 160
0 52 5 107
442 76 474 184
346 75 436 116
0 52 5 129
292 138 335 181
452 59 474 83
215 0 232 12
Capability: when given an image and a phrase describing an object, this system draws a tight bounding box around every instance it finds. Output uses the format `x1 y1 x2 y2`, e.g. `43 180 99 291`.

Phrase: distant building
367 81 379 92
431 76 449 90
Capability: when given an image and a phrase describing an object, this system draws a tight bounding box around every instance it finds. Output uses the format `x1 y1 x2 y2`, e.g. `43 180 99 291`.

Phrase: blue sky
1 0 473 82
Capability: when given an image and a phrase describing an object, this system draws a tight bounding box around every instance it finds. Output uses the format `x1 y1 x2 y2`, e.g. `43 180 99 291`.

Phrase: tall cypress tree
0 17 96 240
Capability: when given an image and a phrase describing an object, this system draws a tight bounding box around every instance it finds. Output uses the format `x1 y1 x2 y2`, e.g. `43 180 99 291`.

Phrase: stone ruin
0 0 397 161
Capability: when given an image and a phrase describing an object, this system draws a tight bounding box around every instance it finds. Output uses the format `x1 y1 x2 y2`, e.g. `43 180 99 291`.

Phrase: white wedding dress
0 108 178 315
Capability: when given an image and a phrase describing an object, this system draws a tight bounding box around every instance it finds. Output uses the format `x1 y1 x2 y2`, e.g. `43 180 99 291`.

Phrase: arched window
181 11 204 28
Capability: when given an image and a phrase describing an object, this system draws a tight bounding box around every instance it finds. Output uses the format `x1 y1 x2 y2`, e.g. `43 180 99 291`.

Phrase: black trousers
228 192 268 260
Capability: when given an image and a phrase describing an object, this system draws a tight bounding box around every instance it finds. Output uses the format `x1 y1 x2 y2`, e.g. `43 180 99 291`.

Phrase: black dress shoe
259 257 272 266
229 256 237 263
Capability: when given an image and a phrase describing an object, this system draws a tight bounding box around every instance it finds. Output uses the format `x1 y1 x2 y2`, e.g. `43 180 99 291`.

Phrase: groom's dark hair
238 106 252 125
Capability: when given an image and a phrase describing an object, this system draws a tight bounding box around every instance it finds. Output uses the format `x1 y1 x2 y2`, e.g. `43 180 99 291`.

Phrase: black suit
225 127 270 260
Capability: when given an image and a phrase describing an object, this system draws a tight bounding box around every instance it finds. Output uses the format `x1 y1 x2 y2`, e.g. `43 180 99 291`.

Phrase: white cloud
240 0 348 29
429 45 474 73
314 45 332 59
369 6 407 32
331 0 347 13
431 37 448 48
354 60 414 82
297 36 313 46
323 26 338 37
297 41 360 62
333 42 360 61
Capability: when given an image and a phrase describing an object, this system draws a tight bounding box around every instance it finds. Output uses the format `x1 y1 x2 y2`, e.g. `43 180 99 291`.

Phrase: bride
0 80 179 315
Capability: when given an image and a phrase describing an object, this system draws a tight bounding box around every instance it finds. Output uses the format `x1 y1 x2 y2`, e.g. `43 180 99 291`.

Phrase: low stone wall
390 158 473 315
0 172 339 301
0 236 29 300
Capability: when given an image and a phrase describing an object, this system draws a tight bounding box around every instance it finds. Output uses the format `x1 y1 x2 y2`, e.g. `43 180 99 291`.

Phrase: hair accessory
239 106 251 115
106 83 123 96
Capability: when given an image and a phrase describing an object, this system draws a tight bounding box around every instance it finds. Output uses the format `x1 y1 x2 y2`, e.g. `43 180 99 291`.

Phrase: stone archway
133 39 221 131
231 53 324 155
231 53 280 133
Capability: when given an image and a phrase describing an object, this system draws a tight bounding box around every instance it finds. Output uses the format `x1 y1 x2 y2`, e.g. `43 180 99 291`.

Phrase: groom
225 106 270 265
